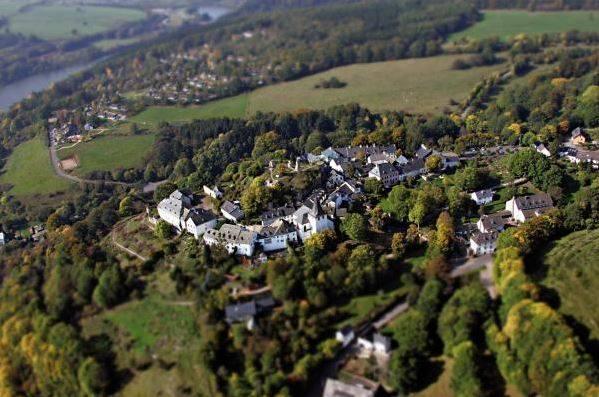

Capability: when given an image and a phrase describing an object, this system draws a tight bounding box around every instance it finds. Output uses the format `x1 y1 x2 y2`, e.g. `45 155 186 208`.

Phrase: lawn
246 54 507 115
0 136 71 197
93 37 141 50
450 10 599 41
540 229 599 339
8 4 146 41
57 133 155 175
131 94 249 126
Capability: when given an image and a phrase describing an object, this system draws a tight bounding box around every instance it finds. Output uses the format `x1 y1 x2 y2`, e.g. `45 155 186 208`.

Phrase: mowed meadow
450 10 599 41
3 3 145 41
0 135 71 197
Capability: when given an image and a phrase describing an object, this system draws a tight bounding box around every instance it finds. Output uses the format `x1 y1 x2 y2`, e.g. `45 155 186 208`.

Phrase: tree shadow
410 357 445 393
479 350 508 397
562 314 599 367
85 333 134 394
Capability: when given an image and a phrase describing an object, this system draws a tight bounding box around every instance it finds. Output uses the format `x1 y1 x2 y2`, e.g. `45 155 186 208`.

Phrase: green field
450 10 599 41
57 133 155 175
246 54 506 115
131 95 249 126
7 4 145 41
540 229 599 339
0 0 34 17
94 37 141 50
0 136 71 197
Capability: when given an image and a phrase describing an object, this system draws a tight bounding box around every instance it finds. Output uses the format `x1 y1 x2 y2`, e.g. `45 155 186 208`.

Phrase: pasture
57 133 155 175
7 4 145 41
450 10 599 41
540 229 599 339
0 136 71 197
130 94 248 126
246 54 507 115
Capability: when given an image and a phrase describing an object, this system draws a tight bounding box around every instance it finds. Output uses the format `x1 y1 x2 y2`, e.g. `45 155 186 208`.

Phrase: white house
203 185 223 199
470 189 494 206
0 232 5 246
477 210 511 233
157 190 192 229
256 219 298 252
505 193 554 223
470 231 498 256
292 199 335 241
357 333 391 355
259 204 295 226
335 326 355 348
184 208 217 239
203 224 257 256
221 201 245 223
368 163 401 187
534 143 551 157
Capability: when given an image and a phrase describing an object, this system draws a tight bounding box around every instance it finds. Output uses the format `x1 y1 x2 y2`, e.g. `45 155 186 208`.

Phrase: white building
477 210 511 233
357 333 391 355
203 185 223 199
534 143 551 157
157 190 217 238
368 163 401 188
221 201 245 223
292 199 335 241
203 224 257 256
470 231 498 256
470 189 494 206
0 232 5 246
505 193 554 223
335 326 355 348
256 219 298 252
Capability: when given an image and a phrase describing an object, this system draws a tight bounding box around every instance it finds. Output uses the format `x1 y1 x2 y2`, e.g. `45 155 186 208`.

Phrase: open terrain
539 229 599 339
7 4 146 41
246 55 507 115
0 136 71 197
57 133 155 175
450 10 599 41
130 95 249 126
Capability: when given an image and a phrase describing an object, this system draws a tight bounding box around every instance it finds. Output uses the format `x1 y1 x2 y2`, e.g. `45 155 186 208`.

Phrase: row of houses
156 189 336 257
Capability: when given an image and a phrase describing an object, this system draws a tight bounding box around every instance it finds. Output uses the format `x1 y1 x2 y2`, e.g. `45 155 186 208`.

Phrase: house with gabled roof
505 193 554 223
368 162 401 188
256 219 298 252
225 295 275 330
470 231 498 256
221 201 245 223
571 127 587 146
204 224 257 256
470 189 494 206
292 199 335 241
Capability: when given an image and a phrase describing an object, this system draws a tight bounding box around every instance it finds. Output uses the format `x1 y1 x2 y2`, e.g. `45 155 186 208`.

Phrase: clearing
57 133 155 175
450 10 599 41
539 229 599 339
7 4 145 41
0 135 71 197
81 272 217 397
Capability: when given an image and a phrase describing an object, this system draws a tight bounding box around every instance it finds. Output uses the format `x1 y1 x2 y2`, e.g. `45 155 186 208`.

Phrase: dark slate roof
375 162 399 177
471 189 494 201
400 158 425 174
333 144 396 160
260 204 295 223
225 295 275 323
186 208 216 225
415 145 432 159
221 201 244 219
514 193 553 211
470 231 498 245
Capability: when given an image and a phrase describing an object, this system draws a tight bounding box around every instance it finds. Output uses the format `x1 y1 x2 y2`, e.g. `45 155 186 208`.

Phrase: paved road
450 254 497 298
373 302 410 330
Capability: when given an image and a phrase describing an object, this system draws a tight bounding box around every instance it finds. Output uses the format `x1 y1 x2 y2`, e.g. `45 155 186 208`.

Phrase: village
130 126 598 395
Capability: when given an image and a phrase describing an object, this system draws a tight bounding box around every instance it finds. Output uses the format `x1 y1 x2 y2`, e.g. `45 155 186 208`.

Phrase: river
0 6 231 112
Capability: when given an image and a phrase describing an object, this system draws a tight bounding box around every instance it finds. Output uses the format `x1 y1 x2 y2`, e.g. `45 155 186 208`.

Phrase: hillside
540 229 599 339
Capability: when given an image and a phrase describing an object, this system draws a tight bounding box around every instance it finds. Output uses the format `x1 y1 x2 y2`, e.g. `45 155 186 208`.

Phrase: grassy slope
450 10 599 41
82 273 217 397
540 229 599 339
8 4 145 41
246 55 507 115
0 136 71 196
131 94 248 126
57 133 155 175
